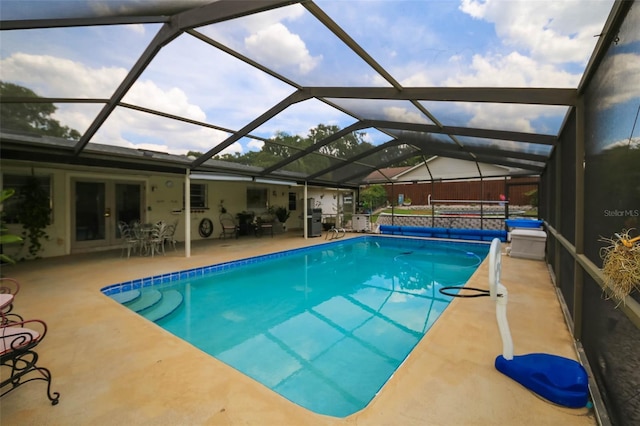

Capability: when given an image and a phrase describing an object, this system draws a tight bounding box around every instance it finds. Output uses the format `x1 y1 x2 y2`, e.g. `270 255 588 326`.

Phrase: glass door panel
75 181 106 242
115 183 142 237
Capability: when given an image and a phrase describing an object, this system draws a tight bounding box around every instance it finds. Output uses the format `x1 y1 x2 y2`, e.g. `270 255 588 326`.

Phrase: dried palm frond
599 229 640 306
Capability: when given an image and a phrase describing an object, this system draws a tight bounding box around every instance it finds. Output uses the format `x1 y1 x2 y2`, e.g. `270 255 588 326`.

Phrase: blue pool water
103 236 489 417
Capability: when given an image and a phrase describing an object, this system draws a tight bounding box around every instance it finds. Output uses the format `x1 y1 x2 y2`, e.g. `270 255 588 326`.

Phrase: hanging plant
16 175 51 259
599 228 640 305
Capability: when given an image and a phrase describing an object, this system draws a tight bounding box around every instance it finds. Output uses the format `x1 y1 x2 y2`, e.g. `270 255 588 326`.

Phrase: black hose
439 286 490 298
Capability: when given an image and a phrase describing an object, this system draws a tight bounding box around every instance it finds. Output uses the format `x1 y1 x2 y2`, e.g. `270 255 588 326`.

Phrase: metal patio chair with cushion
0 278 20 320
1 316 60 405
219 213 239 239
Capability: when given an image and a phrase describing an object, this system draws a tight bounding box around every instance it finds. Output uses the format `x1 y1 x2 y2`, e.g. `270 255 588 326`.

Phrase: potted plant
17 176 51 259
0 189 23 264
274 206 291 231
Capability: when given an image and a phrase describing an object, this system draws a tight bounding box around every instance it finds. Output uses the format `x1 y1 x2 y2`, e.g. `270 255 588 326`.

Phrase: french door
71 179 143 251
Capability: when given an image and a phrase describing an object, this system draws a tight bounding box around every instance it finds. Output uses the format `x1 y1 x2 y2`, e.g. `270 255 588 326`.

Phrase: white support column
185 169 191 258
303 182 308 239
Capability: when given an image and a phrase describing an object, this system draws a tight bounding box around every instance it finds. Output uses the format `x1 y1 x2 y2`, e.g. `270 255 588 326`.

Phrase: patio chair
163 219 179 250
0 278 20 319
1 317 60 405
219 213 239 239
117 221 140 258
148 221 169 257
255 214 274 238
131 221 152 256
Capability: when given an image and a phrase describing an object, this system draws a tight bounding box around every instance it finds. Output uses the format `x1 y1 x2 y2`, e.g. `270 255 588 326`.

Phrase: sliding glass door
71 179 142 251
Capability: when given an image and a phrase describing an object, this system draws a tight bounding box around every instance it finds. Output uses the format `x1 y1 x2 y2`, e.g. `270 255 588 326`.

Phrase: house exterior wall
0 160 307 259
399 158 508 181
305 188 355 225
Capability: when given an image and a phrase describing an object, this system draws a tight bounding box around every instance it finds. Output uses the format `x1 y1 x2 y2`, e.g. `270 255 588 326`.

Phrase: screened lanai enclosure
1 1 639 424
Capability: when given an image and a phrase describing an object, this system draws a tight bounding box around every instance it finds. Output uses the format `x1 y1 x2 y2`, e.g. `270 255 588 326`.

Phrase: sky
1 0 635 161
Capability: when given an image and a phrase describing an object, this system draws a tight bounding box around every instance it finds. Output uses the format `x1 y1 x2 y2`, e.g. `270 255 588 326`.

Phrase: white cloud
124 80 207 122
244 23 321 75
383 106 432 124
238 3 305 31
603 136 640 151
436 52 576 135
464 103 564 134
0 52 228 155
247 140 265 151
595 53 640 110
125 23 146 35
219 142 244 156
0 52 126 97
92 107 229 156
459 0 613 64
444 51 578 87
399 67 437 87
200 4 305 52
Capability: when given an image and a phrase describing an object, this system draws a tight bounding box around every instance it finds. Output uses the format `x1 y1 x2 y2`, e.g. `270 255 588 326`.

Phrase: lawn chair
1 317 60 405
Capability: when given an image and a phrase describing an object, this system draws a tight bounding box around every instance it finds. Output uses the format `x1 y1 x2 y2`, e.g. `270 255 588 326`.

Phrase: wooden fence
373 176 539 206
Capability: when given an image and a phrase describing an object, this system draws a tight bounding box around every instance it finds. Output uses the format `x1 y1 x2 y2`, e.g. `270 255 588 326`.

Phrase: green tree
186 150 204 158
0 81 81 140
212 124 378 174
360 184 388 211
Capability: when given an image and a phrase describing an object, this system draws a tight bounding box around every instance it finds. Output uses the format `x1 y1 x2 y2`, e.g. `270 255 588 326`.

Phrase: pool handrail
489 238 513 360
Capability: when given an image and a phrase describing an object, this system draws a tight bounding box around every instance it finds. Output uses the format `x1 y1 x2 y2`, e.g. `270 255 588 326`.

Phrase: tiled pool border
101 235 490 296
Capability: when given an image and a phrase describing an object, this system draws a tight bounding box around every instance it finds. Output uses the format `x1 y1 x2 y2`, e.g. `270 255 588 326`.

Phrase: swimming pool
102 236 489 417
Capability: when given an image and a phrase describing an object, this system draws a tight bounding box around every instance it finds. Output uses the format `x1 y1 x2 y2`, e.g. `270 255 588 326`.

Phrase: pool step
110 289 141 304
141 290 183 322
125 289 162 312
112 288 184 322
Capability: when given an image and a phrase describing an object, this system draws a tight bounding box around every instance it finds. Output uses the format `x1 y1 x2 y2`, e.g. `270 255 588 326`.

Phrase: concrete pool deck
1 233 596 425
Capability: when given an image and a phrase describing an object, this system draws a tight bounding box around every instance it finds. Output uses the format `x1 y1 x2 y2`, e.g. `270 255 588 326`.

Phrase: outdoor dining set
117 220 178 258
